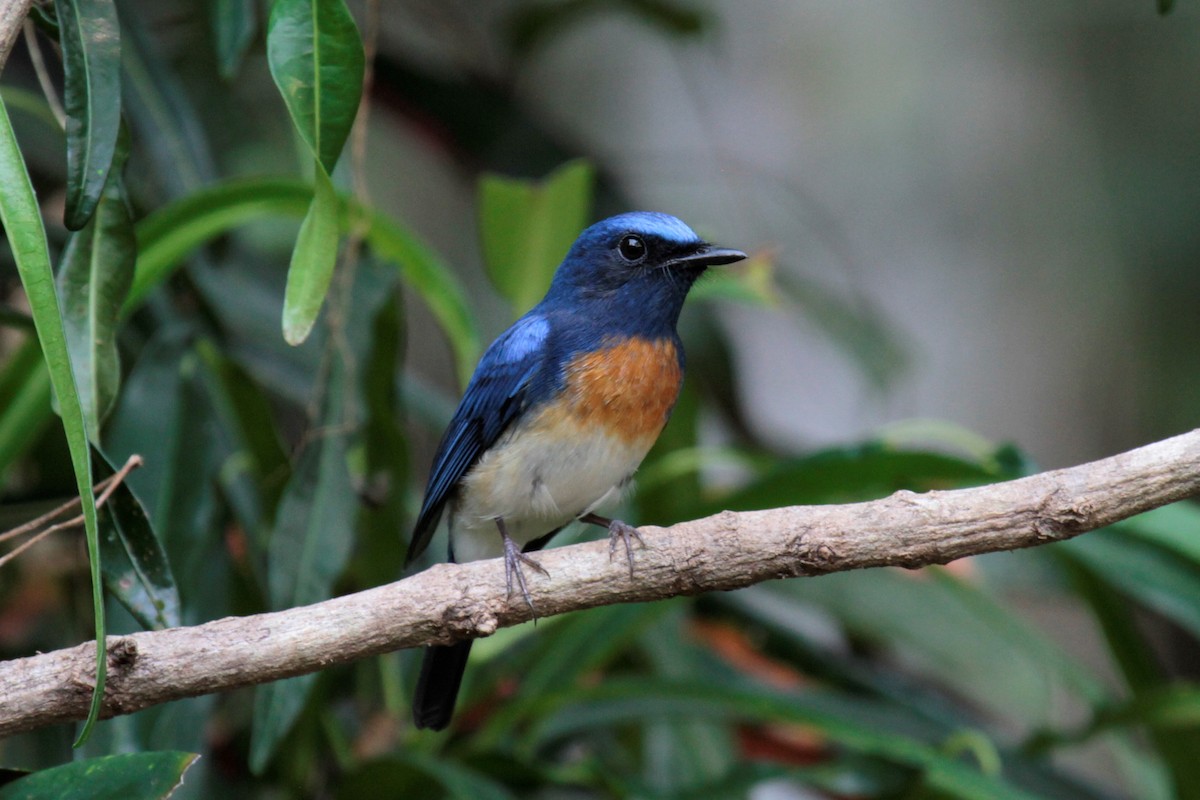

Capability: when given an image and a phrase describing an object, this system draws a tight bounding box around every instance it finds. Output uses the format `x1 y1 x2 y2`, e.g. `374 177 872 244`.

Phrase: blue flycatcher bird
405 211 746 730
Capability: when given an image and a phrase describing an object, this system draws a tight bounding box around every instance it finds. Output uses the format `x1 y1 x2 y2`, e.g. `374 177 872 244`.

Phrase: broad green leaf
478 159 593 315
95 454 181 631
0 751 198 800
212 0 258 79
250 353 358 771
55 0 122 230
0 95 105 745
282 166 339 344
56 132 135 442
127 177 479 383
267 0 364 173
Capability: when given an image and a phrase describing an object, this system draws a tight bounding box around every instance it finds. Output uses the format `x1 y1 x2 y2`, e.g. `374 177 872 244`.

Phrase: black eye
617 234 647 263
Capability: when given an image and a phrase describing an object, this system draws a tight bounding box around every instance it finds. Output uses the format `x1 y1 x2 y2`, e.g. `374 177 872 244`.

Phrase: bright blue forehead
584 212 700 245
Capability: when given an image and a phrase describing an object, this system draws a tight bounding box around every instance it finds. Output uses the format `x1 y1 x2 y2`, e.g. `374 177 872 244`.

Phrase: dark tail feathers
412 640 473 730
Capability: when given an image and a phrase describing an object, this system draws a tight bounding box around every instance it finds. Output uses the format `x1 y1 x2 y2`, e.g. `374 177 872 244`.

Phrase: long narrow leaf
56 132 135 441
0 97 105 744
250 353 357 771
212 0 258 78
282 166 339 344
54 0 123 230
128 177 480 382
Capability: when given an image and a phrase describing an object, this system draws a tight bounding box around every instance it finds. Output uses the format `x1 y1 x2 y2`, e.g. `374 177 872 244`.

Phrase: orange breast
558 336 683 443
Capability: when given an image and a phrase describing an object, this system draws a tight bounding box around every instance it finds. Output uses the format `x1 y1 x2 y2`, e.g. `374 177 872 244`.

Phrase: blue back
404 213 708 563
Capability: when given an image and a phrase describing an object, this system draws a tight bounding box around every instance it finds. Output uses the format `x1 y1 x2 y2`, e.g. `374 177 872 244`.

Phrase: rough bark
0 0 33 76
2 428 1199 737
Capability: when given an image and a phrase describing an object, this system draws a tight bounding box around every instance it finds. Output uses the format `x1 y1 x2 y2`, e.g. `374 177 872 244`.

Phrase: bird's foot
497 518 549 615
581 512 644 577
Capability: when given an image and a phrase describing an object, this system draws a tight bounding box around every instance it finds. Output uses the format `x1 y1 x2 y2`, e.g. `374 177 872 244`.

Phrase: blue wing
405 314 552 565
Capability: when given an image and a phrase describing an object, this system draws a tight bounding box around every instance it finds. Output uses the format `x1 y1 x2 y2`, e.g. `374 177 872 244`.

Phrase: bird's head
544 212 746 334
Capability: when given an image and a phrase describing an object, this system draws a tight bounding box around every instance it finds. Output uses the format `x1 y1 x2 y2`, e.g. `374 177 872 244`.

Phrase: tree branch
2 429 1199 737
0 0 34 76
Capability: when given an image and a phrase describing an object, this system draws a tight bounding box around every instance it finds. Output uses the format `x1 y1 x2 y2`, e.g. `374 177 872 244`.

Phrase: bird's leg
580 512 644 577
496 517 549 614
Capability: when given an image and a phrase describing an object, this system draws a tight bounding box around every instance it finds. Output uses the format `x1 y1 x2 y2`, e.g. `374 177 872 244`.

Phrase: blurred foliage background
2 1 1200 798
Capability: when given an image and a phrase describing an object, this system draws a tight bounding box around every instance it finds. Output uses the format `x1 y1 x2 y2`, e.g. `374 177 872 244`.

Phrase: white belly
447 415 652 562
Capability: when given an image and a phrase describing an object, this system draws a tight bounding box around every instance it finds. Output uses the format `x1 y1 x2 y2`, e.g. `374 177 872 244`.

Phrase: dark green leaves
55 0 123 230
249 355 358 771
127 177 480 381
56 132 135 442
267 0 364 344
0 95 106 744
96 454 180 631
0 752 198 800
478 160 593 315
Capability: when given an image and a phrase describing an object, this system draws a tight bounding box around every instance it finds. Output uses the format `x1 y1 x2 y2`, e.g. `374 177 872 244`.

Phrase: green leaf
195 340 291 535
1058 556 1200 799
473 602 671 748
708 441 1015 515
0 335 54 481
282 166 340 344
478 159 593 315
687 253 778 307
524 679 1042 800
1113 502 1200 564
55 0 123 230
338 755 516 800
1158 0 1175 14
212 0 258 79
250 353 358 771
127 177 480 383
56 132 135 442
95 454 181 631
267 0 364 174
118 0 219 197
0 94 105 745
1059 530 1200 641
0 751 198 800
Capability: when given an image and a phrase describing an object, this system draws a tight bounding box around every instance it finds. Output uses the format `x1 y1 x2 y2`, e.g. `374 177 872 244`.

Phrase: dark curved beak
670 245 748 269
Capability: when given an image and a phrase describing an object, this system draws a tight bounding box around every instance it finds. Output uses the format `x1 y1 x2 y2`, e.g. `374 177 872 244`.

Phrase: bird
405 211 746 731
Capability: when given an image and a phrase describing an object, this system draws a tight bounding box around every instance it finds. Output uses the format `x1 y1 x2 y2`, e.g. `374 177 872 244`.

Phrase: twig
0 431 1198 736
0 455 144 566
0 0 35 76
22 19 65 129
